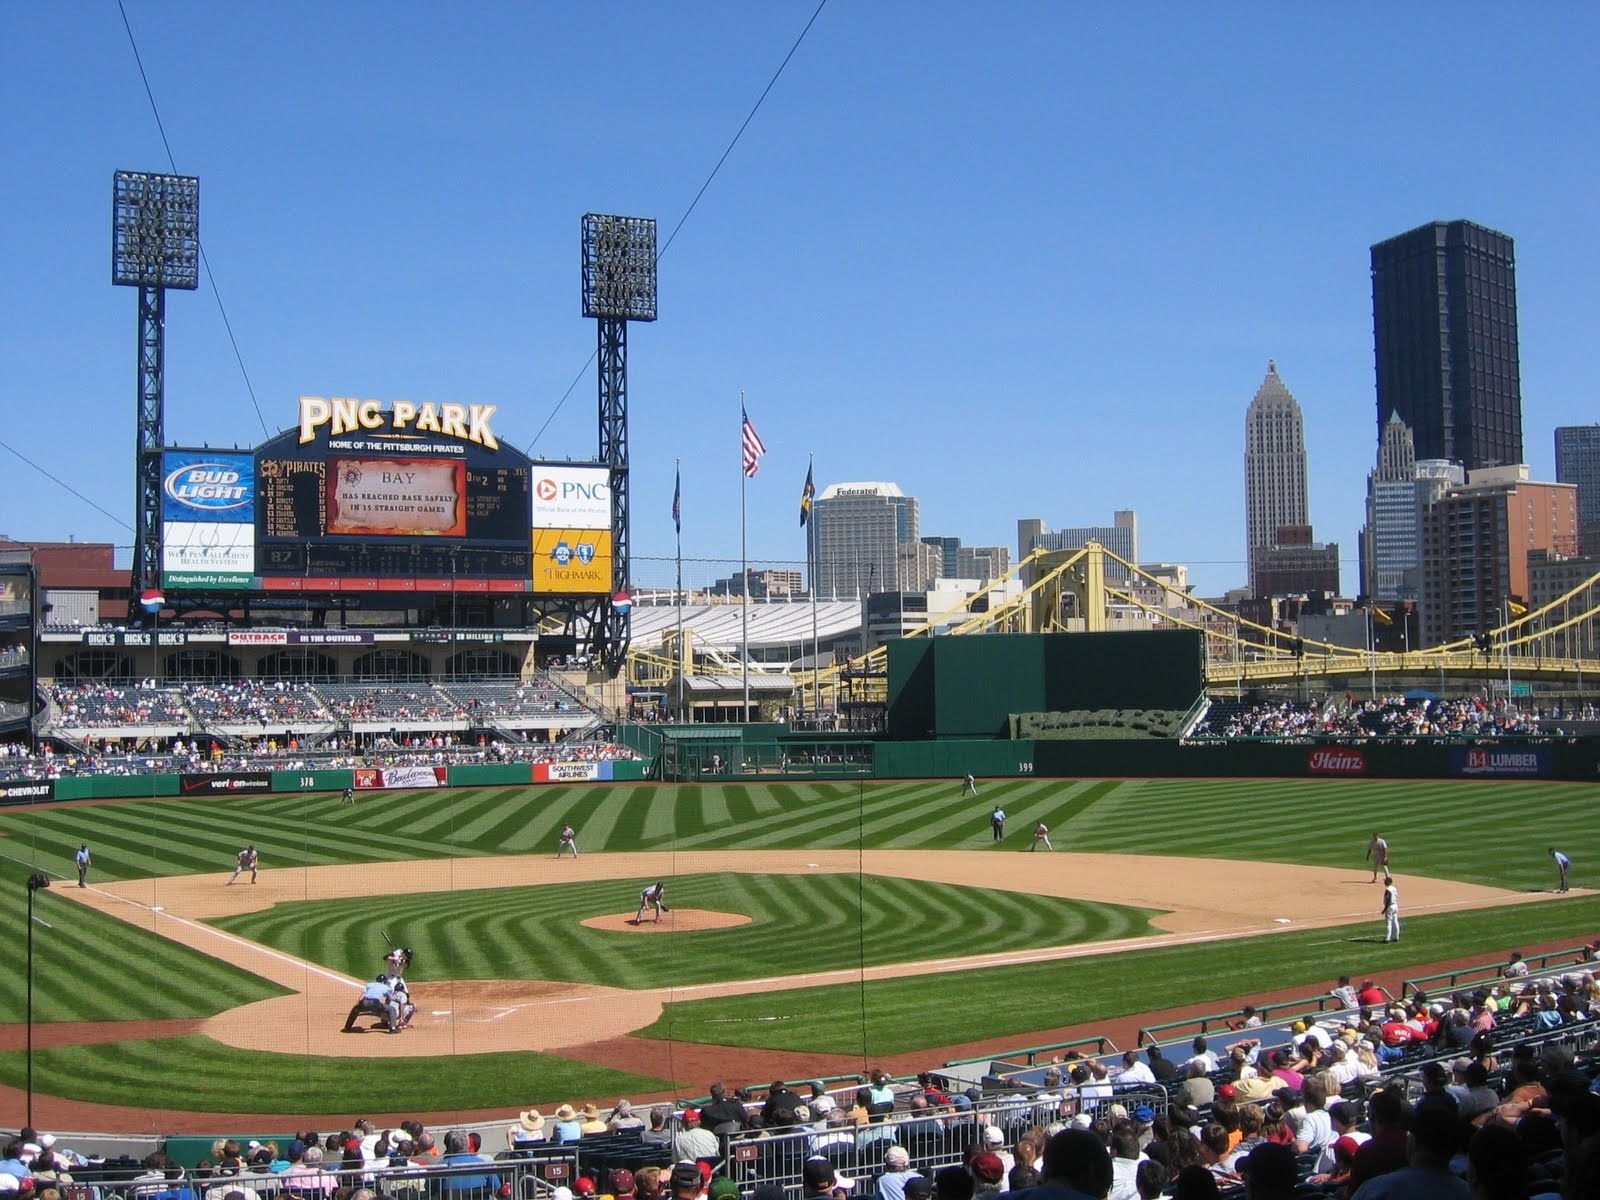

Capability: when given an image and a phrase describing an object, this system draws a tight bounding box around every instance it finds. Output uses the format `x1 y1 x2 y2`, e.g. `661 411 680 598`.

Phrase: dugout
885 630 1206 740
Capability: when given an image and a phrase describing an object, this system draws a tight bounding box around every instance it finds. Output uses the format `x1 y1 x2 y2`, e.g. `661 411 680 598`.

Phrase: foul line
64 883 361 990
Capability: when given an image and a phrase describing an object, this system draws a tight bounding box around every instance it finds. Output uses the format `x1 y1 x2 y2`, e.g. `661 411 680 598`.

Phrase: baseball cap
1132 1105 1155 1122
903 1178 933 1200
574 1180 596 1196
670 1163 704 1192
609 1171 636 1195
950 1095 973 1111
802 1160 836 1190
969 1153 1005 1184
1217 1083 1237 1100
708 1180 739 1200
981 1126 1004 1146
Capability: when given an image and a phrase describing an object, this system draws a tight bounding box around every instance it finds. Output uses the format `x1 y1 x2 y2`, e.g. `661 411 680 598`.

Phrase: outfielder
635 881 670 924
1030 821 1053 851
962 772 978 797
229 844 259 885
556 823 579 858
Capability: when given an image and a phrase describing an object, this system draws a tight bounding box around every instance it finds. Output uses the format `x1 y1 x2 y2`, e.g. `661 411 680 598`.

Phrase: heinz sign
1308 748 1367 776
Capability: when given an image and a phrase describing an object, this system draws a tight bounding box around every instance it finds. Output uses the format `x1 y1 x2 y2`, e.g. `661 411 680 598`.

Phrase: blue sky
3 2 1598 598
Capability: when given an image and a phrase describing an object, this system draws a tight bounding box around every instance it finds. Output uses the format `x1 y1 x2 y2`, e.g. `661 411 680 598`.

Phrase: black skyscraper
1371 220 1523 470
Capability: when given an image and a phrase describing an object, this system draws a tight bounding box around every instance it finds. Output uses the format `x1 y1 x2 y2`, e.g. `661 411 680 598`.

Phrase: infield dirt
55 848 1532 1059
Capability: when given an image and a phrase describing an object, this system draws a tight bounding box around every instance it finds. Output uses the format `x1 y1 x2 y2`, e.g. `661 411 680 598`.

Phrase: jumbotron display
160 396 610 595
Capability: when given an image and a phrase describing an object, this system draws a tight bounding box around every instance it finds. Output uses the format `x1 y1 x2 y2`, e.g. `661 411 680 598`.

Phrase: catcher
635 881 670 924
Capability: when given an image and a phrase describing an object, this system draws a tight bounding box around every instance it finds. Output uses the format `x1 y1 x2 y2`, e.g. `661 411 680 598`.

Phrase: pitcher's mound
582 910 752 933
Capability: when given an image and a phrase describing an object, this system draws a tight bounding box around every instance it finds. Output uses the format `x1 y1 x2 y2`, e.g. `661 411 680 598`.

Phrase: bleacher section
1191 695 1539 739
49 683 190 730
34 672 612 757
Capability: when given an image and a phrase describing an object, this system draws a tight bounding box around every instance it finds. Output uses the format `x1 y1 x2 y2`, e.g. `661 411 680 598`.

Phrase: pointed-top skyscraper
1244 360 1309 594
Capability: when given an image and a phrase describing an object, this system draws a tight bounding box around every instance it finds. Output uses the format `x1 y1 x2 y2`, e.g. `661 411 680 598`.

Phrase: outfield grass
0 1036 674 1113
637 892 1600 1056
0 856 289 1024
212 873 1161 987
0 777 1591 891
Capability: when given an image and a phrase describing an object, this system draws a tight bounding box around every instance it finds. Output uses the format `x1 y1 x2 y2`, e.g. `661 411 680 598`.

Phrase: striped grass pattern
0 857 288 1024
4 776 1590 890
643 892 1600 1056
212 874 1160 987
0 1036 674 1113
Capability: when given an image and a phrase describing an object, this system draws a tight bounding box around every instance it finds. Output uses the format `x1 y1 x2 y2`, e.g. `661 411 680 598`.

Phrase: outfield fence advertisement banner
0 780 54 802
355 765 448 789
533 761 617 783
178 773 273 794
1450 746 1551 778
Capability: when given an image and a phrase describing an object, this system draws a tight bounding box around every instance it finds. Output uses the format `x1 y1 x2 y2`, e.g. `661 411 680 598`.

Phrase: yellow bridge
628 543 1600 710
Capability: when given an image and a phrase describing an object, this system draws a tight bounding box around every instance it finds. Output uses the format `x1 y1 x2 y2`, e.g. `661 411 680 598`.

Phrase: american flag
741 409 767 477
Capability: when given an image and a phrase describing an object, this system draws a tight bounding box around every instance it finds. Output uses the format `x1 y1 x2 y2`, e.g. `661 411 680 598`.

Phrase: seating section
443 682 585 716
1191 695 1539 739
50 683 189 727
185 680 331 725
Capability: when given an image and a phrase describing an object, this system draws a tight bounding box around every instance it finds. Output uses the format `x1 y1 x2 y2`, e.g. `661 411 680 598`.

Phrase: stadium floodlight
112 170 200 290
581 214 657 322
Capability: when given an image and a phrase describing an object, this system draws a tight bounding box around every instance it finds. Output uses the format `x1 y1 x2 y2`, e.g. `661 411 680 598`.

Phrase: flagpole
809 451 819 720
740 392 750 723
675 457 684 723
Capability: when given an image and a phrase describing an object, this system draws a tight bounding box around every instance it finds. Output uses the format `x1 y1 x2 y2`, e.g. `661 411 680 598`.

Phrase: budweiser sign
1308 747 1367 775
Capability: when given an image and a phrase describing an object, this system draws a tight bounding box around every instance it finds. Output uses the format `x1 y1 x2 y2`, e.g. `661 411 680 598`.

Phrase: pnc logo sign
536 477 610 503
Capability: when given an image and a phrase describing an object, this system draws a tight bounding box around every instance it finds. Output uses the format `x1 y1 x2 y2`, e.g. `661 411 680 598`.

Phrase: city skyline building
1359 413 1466 602
1555 424 1600 554
1017 511 1138 584
809 481 919 599
1371 219 1524 470
1420 466 1578 645
1243 360 1309 595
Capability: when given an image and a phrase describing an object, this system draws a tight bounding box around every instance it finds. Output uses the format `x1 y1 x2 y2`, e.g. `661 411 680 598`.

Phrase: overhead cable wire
0 439 135 531
524 0 831 455
118 0 271 440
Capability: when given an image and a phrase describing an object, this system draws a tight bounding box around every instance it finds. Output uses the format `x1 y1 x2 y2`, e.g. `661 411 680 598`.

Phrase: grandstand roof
629 600 860 652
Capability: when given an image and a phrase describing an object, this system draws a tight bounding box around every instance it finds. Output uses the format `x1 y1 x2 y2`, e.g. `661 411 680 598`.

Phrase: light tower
112 171 200 605
580 214 656 672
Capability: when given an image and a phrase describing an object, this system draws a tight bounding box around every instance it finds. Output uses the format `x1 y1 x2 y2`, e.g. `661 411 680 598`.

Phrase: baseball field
0 774 1596 1133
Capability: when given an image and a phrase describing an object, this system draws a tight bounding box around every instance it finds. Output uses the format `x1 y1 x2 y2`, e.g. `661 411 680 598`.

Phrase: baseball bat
381 930 395 949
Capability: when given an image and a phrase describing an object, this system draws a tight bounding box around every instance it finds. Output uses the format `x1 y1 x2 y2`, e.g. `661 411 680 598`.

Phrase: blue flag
672 464 681 534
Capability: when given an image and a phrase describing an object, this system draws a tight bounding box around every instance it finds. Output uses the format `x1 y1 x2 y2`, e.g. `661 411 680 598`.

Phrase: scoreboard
162 396 571 594
256 456 531 582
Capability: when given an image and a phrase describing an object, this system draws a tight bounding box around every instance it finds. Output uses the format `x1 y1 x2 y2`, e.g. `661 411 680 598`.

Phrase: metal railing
1399 944 1594 999
1135 991 1364 1047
